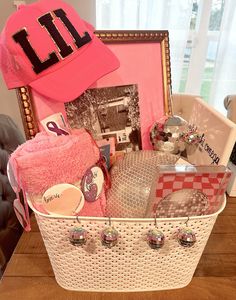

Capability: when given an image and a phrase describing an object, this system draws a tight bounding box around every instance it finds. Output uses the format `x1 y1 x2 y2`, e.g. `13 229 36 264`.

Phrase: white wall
0 0 96 135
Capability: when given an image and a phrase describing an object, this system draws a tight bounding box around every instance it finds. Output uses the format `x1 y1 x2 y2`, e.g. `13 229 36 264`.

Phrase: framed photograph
16 30 172 151
65 84 141 152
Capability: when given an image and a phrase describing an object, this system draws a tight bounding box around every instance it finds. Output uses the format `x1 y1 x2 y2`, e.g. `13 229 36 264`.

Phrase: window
96 0 235 113
180 0 225 103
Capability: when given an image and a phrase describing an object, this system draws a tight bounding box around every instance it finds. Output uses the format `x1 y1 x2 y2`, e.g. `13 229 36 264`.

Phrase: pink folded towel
9 128 106 217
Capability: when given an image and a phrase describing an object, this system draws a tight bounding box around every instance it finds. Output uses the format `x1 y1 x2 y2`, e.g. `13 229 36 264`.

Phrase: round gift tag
42 184 84 216
81 166 104 202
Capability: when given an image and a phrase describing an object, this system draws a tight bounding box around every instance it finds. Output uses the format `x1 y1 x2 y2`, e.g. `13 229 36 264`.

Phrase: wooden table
0 197 236 300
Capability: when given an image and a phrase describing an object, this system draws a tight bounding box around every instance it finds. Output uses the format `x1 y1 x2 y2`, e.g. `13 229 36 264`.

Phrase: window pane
200 0 224 101
200 40 217 101
209 0 224 31
179 40 193 92
190 0 199 30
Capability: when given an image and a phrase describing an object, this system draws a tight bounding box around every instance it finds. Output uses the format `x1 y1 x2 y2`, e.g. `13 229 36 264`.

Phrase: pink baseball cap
0 0 119 102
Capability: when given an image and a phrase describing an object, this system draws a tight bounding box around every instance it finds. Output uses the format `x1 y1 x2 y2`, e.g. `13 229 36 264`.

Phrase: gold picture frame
16 30 171 140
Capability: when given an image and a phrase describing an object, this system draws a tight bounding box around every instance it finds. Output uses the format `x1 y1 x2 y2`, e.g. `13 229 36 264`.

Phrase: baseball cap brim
29 36 120 102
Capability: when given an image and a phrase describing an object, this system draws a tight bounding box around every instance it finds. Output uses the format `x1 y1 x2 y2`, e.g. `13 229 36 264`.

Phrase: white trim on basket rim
27 195 226 223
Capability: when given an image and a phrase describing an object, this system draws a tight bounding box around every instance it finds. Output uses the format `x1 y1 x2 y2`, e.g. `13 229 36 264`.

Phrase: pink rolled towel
9 128 106 217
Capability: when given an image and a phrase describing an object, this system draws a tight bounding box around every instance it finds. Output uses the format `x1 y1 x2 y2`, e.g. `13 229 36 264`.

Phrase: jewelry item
101 217 119 248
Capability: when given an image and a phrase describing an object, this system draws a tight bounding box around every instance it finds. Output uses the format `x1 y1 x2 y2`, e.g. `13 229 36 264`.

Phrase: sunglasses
7 161 31 231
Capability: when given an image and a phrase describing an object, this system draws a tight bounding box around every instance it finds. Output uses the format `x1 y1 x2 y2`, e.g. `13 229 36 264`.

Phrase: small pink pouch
9 128 107 219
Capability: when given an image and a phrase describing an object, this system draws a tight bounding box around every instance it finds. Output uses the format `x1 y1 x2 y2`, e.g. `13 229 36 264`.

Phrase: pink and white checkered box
146 165 231 217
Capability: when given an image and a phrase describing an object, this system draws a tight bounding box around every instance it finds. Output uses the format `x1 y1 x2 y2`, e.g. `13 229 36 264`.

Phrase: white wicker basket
29 197 226 292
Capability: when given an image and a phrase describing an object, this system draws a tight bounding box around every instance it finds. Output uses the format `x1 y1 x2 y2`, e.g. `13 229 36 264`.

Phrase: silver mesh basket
106 151 179 218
